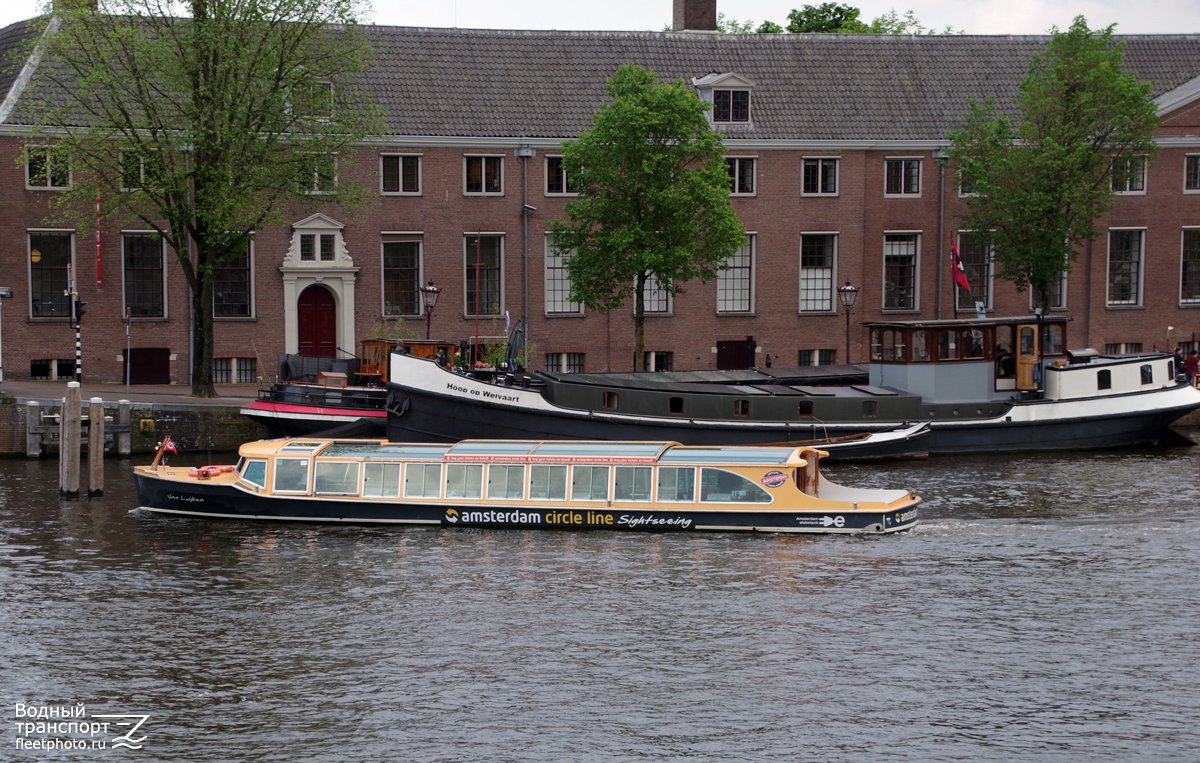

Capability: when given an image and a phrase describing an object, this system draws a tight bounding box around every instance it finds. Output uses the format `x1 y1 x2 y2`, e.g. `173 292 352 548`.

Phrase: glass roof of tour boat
319 442 452 459
659 447 797 464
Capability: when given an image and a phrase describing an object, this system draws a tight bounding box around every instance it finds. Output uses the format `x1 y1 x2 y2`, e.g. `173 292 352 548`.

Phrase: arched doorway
297 285 337 357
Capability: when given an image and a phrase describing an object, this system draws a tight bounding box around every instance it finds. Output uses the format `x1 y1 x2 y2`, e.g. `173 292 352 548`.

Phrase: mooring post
117 400 131 456
26 400 40 458
60 382 81 496
88 397 104 496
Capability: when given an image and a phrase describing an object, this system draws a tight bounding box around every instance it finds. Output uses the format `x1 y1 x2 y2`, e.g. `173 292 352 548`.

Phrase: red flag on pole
163 436 177 454
951 239 971 291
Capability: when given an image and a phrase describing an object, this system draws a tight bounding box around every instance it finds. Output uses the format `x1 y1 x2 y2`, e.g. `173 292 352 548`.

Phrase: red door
298 285 337 357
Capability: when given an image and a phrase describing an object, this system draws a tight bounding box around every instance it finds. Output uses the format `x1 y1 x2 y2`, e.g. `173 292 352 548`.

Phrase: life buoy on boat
188 465 235 479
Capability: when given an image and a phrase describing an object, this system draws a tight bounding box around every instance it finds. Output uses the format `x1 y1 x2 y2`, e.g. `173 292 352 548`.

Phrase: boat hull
133 471 918 534
241 382 386 438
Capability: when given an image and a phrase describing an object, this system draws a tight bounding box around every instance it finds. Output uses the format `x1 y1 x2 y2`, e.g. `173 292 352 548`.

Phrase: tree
786 3 868 33
24 0 381 396
716 12 755 34
947 17 1159 310
549 64 745 372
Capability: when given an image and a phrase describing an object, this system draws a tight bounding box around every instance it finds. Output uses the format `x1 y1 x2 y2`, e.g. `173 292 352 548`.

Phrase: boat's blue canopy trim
660 447 796 464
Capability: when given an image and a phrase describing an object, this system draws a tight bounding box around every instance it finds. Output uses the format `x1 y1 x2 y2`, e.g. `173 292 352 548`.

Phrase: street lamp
838 280 859 365
419 280 441 340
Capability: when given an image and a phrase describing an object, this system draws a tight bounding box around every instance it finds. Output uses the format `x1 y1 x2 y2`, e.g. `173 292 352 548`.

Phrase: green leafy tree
947 17 1158 309
549 64 746 372
24 0 382 396
786 3 868 33
756 20 785 34
716 12 755 34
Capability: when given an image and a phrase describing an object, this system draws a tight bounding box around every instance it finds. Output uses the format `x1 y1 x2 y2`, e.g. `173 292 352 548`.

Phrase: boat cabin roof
241 439 817 466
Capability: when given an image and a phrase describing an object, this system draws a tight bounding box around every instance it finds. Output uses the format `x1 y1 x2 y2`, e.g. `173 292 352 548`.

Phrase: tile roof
5 20 1200 142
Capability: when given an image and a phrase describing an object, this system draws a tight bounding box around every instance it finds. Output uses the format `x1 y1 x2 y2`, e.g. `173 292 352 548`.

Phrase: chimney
673 0 717 32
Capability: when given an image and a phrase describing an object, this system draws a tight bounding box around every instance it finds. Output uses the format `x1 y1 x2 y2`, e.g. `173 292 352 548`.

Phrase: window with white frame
296 153 336 194
1036 271 1068 311
717 235 755 314
213 237 253 318
292 79 333 118
641 273 672 314
1107 229 1144 306
954 232 993 311
300 232 337 262
213 358 255 384
883 233 919 310
885 158 921 196
725 157 755 195
1186 155 1200 192
465 155 503 195
712 89 750 123
642 351 672 372
120 149 165 192
383 235 422 316
28 231 73 318
798 349 836 366
545 156 579 195
802 158 838 195
25 146 70 190
123 232 166 318
545 353 585 373
544 238 583 315
464 234 503 316
381 154 421 194
1111 155 1147 193
1182 229 1200 304
799 233 836 312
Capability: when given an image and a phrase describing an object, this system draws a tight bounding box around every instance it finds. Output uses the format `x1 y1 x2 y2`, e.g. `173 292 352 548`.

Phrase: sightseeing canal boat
133 438 921 534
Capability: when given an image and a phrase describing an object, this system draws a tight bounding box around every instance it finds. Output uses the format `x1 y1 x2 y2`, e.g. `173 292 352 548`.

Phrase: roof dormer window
692 73 755 126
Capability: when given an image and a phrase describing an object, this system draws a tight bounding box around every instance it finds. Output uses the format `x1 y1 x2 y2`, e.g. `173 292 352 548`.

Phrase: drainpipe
933 149 949 320
516 145 536 366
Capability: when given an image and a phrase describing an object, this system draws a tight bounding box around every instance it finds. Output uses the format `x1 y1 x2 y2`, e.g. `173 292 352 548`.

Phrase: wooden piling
60 382 81 496
26 401 40 458
117 400 131 456
88 397 104 496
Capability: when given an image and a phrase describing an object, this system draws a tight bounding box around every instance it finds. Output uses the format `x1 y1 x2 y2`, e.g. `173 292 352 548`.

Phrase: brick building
2 2 1200 384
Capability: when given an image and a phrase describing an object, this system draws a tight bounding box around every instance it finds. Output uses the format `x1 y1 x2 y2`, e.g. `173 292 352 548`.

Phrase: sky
2 0 1199 35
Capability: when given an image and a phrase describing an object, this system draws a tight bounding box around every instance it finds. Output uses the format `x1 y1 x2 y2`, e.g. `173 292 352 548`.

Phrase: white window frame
1111 155 1147 195
362 461 402 499
464 154 505 196
799 231 837 314
291 78 333 119
1030 271 1069 312
1106 228 1146 308
272 457 311 494
1180 227 1200 305
1184 154 1200 194
640 273 673 316
381 233 424 317
716 234 755 315
544 236 583 316
801 157 839 196
380 153 422 195
884 157 922 197
711 89 751 124
725 156 756 196
954 231 994 313
25 145 71 190
298 152 337 195
122 230 169 320
404 462 442 499
213 235 256 320
27 229 75 320
881 231 921 312
463 232 505 317
544 155 578 196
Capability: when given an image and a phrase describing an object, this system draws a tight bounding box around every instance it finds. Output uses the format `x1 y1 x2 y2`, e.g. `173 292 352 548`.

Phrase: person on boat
1173 347 1186 379
1185 351 1199 385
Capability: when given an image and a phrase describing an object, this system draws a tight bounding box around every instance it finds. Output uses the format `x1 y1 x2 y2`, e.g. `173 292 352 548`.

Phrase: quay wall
0 395 266 456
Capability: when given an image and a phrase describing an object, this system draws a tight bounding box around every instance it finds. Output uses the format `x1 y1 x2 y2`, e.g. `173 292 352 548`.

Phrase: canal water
2 437 1199 762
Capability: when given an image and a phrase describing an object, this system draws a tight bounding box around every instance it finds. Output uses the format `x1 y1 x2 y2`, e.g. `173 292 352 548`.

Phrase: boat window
1140 364 1153 385
279 441 324 453
996 325 1015 378
699 468 771 504
614 466 652 502
363 462 401 498
529 464 568 500
1042 324 1064 355
235 456 246 472
241 459 267 488
882 329 895 361
1019 326 1036 356
445 464 483 499
668 397 685 414
870 329 882 360
1098 369 1112 391
314 461 360 495
938 330 959 360
487 464 525 500
571 465 609 501
963 329 985 358
657 467 695 503
734 399 750 417
405 463 442 498
603 392 618 410
273 458 310 493
862 400 878 418
911 330 929 361
798 400 813 416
